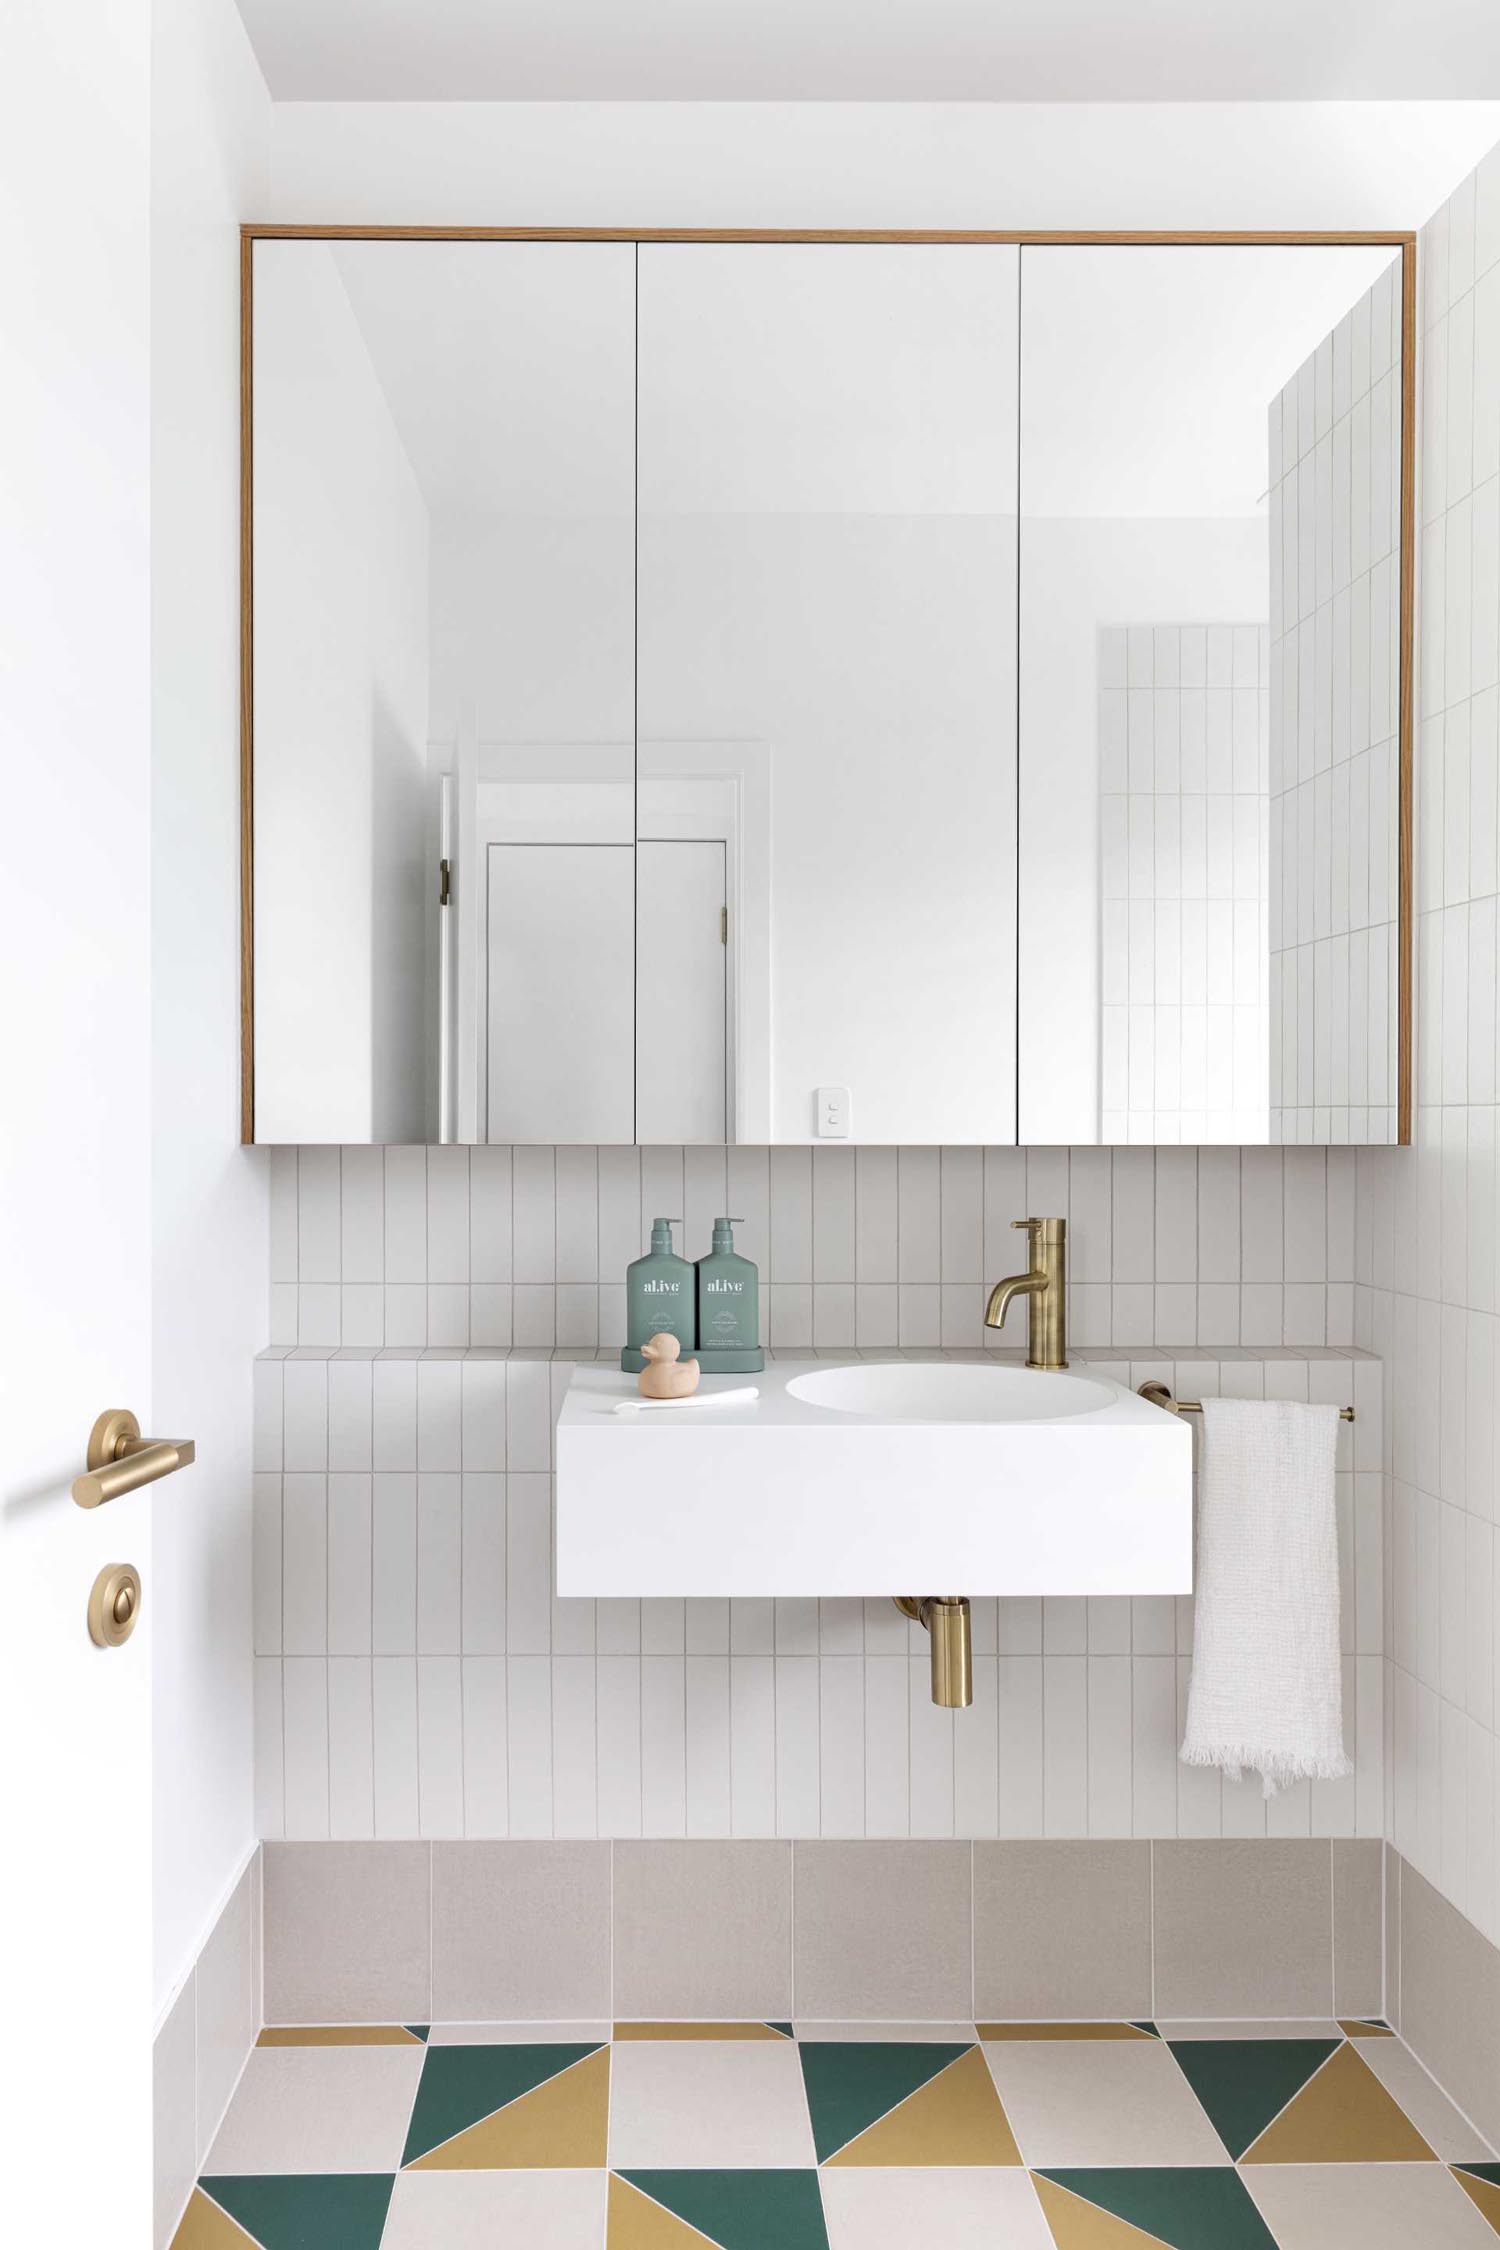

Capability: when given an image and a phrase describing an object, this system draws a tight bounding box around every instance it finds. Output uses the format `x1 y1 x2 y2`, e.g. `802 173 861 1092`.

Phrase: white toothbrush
612 1386 760 1415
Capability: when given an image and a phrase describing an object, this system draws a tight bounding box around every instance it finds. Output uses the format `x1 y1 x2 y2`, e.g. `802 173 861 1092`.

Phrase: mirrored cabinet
243 230 1411 1147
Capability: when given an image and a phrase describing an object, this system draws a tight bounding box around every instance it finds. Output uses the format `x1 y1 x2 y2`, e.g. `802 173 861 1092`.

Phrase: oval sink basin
784 1362 1117 1424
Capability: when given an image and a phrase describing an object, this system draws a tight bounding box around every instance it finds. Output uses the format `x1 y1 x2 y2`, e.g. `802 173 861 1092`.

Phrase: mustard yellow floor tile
1454 2166 1500 2238
979 2024 1156 2042
826 2045 1021 2168
613 2021 791 2041
1338 2019 1394 2038
170 2189 260 2250
1031 2174 1167 2249
607 2173 718 2247
1241 2041 1435 2164
257 2025 423 2047
408 2046 610 2170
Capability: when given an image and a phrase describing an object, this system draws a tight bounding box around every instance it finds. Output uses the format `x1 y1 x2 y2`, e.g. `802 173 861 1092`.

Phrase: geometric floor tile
978 2024 1159 2042
1033 2169 1278 2250
192 2176 395 2250
1338 2019 1394 2038
981 2042 1229 2168
823 2047 1021 2168
820 2167 1055 2249
609 2042 817 2170
1157 2023 1341 2043
381 2169 609 2247
256 2026 427 2048
403 2046 608 2170
793 2022 977 2044
798 2042 971 2162
427 2022 611 2046
1164 2040 1340 2160
1351 2039 1496 2161
1454 2165 1500 2237
613 2170 830 2250
1239 2042 1435 2163
1243 2163 1500 2249
204 2047 425 2175
170 2189 259 2249
613 2023 794 2042
608 2175 710 2249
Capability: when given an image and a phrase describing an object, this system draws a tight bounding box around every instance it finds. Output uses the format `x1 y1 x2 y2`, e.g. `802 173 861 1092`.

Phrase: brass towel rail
1137 1379 1353 1423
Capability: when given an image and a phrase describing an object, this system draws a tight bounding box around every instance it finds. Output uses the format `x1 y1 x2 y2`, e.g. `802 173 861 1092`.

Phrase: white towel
1180 1397 1351 1798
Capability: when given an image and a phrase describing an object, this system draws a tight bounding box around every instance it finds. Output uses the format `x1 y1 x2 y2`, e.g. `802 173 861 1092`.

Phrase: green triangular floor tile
403 2026 429 2042
798 2042 969 2162
1166 2038 1340 2159
1038 2170 1277 2250
766 2022 794 2038
619 2171 829 2250
401 2041 600 2165
1457 2164 1500 2186
1130 2022 1161 2038
200 2175 393 2250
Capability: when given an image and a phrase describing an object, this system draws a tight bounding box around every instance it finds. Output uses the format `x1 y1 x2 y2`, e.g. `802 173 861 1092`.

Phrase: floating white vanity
555 1358 1192 1602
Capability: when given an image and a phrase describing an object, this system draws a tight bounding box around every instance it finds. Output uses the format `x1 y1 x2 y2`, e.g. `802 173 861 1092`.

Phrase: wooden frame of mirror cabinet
239 224 1418 1147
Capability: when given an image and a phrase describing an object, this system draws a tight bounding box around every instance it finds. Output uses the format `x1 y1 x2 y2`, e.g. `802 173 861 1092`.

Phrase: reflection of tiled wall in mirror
1269 258 1403 1145
1098 623 1271 1144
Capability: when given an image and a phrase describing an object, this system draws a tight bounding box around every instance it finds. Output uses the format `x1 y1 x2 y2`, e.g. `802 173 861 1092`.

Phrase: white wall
252 242 431 1142
151 0 273 2021
268 101 1500 231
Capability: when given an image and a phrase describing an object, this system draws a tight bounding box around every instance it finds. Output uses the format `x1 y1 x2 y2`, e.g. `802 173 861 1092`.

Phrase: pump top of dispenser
649 1217 678 1252
709 1217 743 1251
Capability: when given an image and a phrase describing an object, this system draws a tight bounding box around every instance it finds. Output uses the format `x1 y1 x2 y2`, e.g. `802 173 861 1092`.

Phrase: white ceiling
238 0 1500 101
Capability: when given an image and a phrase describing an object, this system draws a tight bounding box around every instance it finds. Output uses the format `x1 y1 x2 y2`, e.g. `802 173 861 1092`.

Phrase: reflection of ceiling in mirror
326 240 636 521
1020 245 1397 520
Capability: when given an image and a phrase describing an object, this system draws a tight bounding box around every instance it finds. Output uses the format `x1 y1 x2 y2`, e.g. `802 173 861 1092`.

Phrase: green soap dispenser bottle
694 1216 764 1374
622 1217 695 1373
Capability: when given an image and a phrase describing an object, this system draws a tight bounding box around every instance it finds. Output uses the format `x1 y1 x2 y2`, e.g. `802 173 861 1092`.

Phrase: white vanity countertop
553 1352 1201 1602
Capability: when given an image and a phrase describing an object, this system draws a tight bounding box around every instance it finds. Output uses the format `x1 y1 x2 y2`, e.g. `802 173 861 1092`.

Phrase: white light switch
816 1085 851 1138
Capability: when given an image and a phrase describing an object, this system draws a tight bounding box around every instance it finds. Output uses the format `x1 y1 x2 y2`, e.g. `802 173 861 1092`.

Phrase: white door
487 842 636 1141
637 839 729 1141
0 4 154 2240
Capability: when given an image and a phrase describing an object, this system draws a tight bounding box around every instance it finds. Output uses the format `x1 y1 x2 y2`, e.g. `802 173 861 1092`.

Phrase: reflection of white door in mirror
485 842 635 1143
637 839 728 1143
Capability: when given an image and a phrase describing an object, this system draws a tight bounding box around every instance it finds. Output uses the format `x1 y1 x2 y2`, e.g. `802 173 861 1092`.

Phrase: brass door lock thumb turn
88 1563 142 1648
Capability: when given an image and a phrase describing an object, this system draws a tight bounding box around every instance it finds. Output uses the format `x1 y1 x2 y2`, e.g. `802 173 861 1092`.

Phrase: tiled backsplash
1356 146 1500 1952
252 1341 1383 1846
270 1143 1359 1354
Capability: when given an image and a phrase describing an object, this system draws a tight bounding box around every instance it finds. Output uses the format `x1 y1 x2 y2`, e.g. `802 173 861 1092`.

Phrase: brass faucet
985 1216 1067 1369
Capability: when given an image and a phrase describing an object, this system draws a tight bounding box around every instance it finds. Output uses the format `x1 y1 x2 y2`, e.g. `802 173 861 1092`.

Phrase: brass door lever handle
72 1410 197 1509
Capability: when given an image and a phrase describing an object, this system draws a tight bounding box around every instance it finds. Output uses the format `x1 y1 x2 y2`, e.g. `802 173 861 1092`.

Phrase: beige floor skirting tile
973 1840 1152 2021
612 1841 792 2021
791 1841 972 2020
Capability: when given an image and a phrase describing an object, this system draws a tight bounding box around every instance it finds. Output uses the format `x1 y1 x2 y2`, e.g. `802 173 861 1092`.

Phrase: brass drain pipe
895 1596 973 1708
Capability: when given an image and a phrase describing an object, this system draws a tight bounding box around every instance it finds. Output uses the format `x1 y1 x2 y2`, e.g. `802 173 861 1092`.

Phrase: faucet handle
1012 1216 1040 1231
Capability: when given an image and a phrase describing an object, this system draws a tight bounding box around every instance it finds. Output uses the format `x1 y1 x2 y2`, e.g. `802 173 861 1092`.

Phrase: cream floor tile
203 2045 424 2174
820 2167 1053 2250
1243 2163 1500 2249
1349 2038 1497 2162
607 2039 817 2169
426 2021 611 2045
980 2040 1228 2168
795 2022 977 2043
380 2168 607 2247
1159 2021 1343 2041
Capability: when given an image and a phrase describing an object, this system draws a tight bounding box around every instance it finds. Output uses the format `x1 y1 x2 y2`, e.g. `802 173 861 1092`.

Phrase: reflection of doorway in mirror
1099 623 1270 1143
